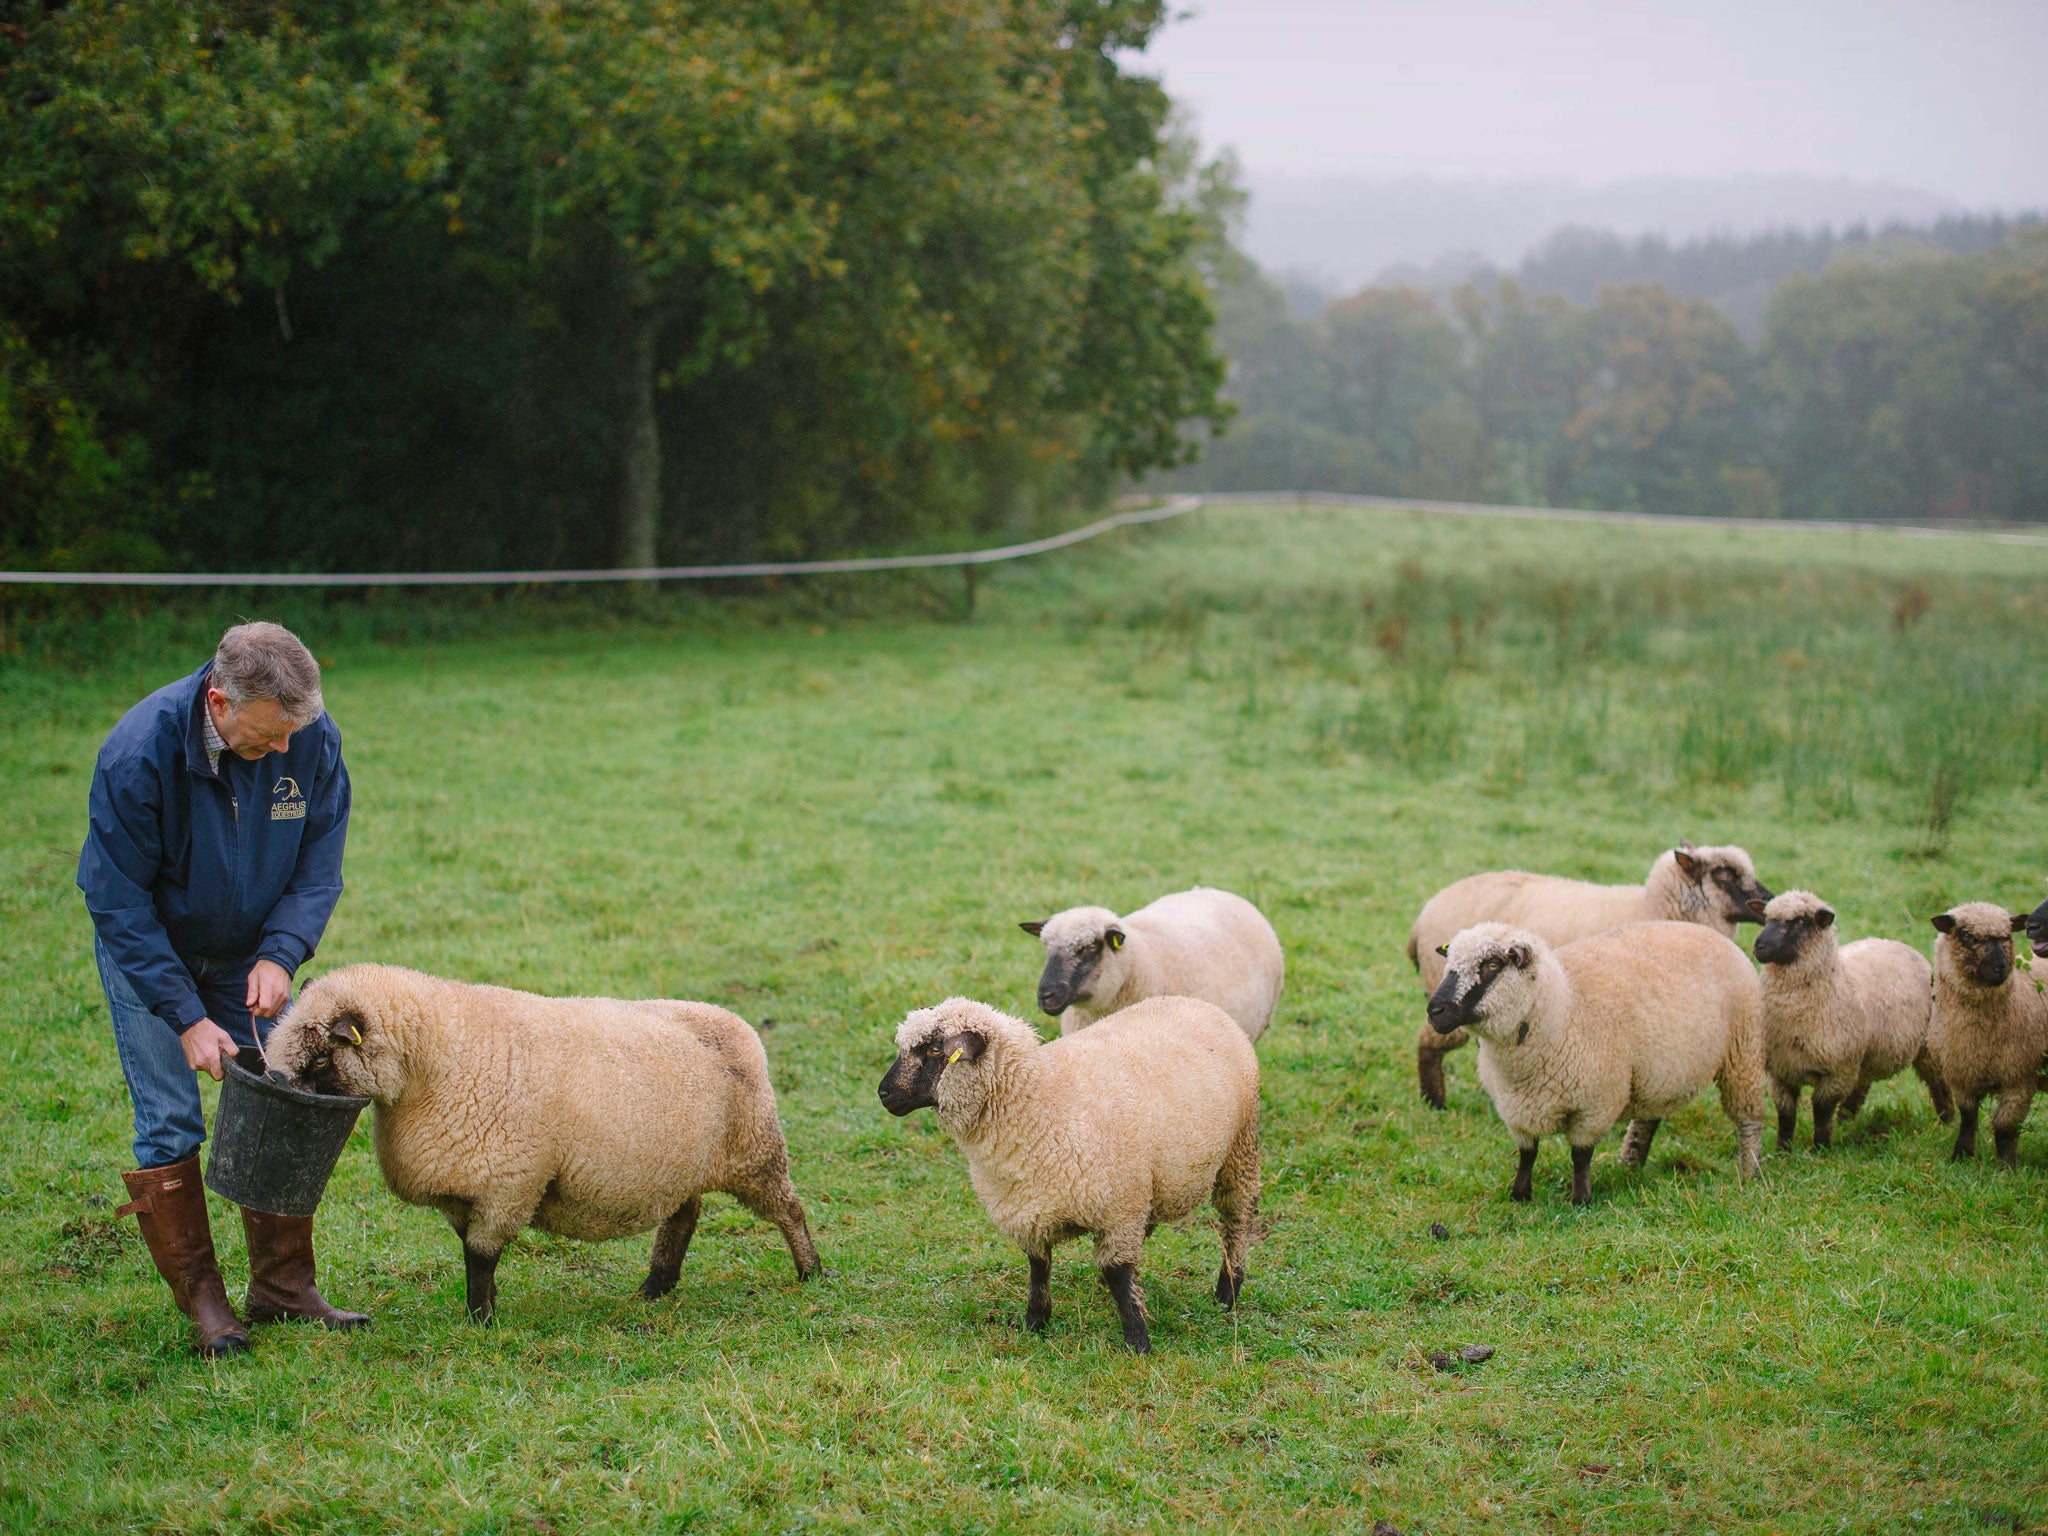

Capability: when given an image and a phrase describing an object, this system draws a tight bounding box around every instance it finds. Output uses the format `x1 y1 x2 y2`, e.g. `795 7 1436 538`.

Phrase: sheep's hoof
1568 1147 1594 1204
1214 1266 1244 1308
1102 1264 1149 1354
463 1247 500 1322
1417 1049 1449 1111
1023 1308 1050 1334
1995 1129 2020 1169
1508 1185 1531 1203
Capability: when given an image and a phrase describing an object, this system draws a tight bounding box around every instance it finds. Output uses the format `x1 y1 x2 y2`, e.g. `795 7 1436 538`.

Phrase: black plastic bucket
204 1048 370 1217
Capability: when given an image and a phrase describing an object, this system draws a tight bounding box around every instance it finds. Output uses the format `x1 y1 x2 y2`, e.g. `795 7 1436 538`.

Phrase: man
79 621 368 1357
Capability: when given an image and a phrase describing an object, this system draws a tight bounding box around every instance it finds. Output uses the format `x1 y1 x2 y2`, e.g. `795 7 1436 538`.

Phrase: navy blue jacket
77 662 351 1035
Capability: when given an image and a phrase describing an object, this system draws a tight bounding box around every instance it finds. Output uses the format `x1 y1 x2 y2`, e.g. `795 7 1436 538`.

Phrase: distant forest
1167 211 2048 525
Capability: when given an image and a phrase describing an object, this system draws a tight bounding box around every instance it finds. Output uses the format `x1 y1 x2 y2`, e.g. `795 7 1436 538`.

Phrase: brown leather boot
117 1159 249 1358
241 1208 371 1329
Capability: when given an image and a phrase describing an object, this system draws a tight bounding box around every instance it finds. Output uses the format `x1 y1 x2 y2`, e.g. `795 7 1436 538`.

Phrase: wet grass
1 503 2045 1533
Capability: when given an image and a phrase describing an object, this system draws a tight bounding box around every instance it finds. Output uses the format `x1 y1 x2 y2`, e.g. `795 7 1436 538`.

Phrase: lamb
1408 841 1772 1109
265 964 822 1320
1020 885 1283 1042
1752 891 1949 1150
877 995 1259 1353
1425 921 1767 1204
1928 903 2048 1168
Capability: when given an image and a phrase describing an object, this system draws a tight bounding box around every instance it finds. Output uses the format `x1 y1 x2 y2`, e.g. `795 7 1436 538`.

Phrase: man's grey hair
211 622 324 725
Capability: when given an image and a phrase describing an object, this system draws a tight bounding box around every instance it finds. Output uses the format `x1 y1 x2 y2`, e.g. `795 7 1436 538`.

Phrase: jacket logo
271 776 307 821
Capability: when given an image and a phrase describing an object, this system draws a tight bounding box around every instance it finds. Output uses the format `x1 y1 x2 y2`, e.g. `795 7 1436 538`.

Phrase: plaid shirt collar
200 699 226 772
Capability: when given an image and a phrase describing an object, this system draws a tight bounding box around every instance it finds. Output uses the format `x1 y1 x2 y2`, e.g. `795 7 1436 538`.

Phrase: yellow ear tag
946 1048 963 1065
348 1025 362 1045
1108 932 1123 952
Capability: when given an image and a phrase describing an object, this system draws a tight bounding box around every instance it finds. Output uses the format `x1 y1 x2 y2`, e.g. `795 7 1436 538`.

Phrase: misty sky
1142 0 2048 209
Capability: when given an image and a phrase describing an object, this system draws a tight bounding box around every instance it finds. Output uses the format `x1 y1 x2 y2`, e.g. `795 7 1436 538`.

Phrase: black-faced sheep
1752 891 1949 1150
1929 903 2048 1168
1408 842 1772 1109
877 995 1259 1353
1426 921 1767 1204
266 965 822 1320
1021 886 1284 1042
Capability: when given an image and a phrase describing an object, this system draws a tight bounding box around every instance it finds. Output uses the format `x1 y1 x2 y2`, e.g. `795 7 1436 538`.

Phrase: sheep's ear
940 1030 985 1064
1434 942 1450 958
1018 921 1045 938
1105 927 1125 952
1673 847 1704 880
1746 898 1768 919
1931 913 1957 935
1815 907 1835 929
1508 943 1532 970
326 1010 366 1047
2012 912 2031 933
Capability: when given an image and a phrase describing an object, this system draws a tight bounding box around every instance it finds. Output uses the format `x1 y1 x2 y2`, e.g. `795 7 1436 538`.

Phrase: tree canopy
1 0 1229 572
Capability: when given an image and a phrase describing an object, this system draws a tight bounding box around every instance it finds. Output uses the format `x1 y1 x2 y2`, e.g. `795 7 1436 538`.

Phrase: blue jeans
96 938 274 1169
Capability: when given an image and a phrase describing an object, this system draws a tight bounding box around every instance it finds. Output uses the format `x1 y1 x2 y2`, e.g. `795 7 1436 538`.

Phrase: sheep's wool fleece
269 965 796 1245
1041 887 1284 1041
1930 904 2048 1099
1409 847 1756 993
1465 921 1766 1147
1759 894 1932 1096
900 996 1258 1263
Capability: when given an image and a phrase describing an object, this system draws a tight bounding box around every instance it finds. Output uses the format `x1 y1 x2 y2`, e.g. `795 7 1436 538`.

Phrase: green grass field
3 503 2046 1534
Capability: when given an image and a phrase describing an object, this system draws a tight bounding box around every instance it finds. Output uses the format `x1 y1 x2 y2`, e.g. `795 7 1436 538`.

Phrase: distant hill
1245 172 1962 294
1506 214 2044 337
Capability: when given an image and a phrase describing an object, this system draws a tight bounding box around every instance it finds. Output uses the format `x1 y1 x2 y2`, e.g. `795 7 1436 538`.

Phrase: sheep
1752 891 1950 1150
1928 903 2048 1168
1425 921 1767 1204
1020 886 1284 1042
1408 841 1772 1109
876 994 1259 1353
265 964 822 1320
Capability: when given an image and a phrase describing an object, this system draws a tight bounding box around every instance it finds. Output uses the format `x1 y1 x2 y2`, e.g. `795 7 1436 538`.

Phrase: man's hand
247 959 293 1019
180 1018 240 1081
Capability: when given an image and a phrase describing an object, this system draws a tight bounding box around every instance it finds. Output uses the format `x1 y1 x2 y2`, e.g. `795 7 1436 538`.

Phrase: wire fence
4 491 2046 588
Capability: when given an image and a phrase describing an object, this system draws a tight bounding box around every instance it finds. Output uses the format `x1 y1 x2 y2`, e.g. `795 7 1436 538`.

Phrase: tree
1761 233 2048 521
1561 284 1751 515
1318 288 1479 497
1459 278 1587 507
420 1 851 566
